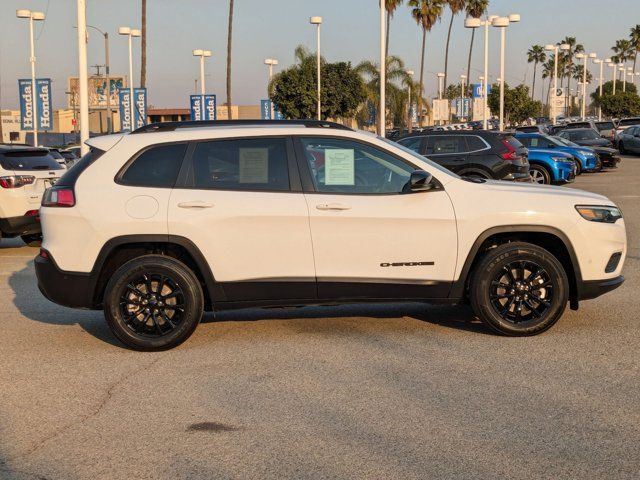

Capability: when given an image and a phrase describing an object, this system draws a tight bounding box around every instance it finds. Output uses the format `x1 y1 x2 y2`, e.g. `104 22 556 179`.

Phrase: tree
590 80 637 107
443 0 466 92
270 48 366 120
541 57 554 106
408 0 445 127
356 56 413 129
385 0 404 58
487 83 541 125
141 0 147 87
612 38 634 65
630 24 640 71
464 0 488 87
527 45 546 100
599 91 640 117
558 37 583 107
226 0 235 119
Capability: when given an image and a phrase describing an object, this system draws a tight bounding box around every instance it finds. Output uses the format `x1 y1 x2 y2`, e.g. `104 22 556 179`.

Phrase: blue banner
273 105 285 120
120 88 147 132
119 90 131 132
190 95 203 121
203 95 217 121
472 83 491 98
19 78 52 131
261 100 272 120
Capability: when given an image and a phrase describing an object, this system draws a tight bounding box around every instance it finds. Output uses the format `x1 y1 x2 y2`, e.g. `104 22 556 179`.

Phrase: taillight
499 139 519 161
0 175 36 188
42 187 75 207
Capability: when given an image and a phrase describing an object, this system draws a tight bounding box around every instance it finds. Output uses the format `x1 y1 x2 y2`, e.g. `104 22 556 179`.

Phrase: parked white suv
0 145 64 245
35 121 627 350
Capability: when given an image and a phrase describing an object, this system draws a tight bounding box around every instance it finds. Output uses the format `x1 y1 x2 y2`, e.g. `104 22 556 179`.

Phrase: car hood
573 139 611 147
480 179 610 203
527 148 572 158
592 146 618 155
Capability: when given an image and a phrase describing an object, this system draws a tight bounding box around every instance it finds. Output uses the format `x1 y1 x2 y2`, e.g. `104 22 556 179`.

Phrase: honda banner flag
19 78 52 131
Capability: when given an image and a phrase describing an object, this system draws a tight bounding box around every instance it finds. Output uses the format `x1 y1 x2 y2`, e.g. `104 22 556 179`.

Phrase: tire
529 164 551 184
594 157 603 172
574 159 582 176
619 142 627 155
469 242 569 336
103 255 204 351
21 234 42 247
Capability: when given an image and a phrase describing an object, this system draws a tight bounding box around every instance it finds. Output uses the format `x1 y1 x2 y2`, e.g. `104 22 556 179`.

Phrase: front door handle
316 203 351 211
178 201 214 209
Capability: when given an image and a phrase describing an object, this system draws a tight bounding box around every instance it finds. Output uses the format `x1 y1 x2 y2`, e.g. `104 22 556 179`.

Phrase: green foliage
599 91 640 117
270 47 366 120
590 80 637 106
487 83 542 124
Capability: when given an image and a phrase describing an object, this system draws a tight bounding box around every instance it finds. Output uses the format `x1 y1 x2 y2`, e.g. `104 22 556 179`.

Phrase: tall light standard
16 9 45 146
465 16 495 129
309 16 322 121
379 1 386 135
406 70 414 133
619 64 626 91
492 15 517 131
593 57 604 121
437 72 445 99
606 59 617 94
627 67 636 88
264 58 278 119
193 49 212 120
118 27 141 131
545 44 569 125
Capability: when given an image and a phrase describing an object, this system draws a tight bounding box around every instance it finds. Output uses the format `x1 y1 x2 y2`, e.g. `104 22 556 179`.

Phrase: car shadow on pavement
204 302 492 336
9 264 123 348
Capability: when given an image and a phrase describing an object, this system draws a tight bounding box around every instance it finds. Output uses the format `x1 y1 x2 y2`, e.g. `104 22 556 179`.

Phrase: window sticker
530 138 539 147
239 148 269 183
324 149 355 185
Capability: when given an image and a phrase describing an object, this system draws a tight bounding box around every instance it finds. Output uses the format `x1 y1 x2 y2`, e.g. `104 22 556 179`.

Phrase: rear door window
0 150 63 171
189 137 290 191
396 136 423 153
426 136 468 155
465 136 487 151
119 143 188 188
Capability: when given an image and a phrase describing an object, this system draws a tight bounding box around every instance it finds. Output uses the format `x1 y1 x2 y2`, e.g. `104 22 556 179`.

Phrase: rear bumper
35 251 97 309
0 214 40 237
578 275 625 301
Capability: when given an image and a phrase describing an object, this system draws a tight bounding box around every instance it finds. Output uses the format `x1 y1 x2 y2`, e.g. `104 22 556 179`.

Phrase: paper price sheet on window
324 149 355 186
239 148 269 183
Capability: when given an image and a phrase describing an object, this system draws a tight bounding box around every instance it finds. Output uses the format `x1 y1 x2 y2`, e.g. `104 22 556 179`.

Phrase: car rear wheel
529 164 551 184
470 242 569 336
104 255 204 351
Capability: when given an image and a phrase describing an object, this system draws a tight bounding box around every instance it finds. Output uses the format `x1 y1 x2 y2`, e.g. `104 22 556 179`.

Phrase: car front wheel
103 255 204 351
470 242 569 336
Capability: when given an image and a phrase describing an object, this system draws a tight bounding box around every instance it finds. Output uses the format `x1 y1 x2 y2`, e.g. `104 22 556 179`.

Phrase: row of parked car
394 124 623 185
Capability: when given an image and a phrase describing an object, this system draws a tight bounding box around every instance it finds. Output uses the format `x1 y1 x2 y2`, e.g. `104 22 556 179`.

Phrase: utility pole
76 0 89 155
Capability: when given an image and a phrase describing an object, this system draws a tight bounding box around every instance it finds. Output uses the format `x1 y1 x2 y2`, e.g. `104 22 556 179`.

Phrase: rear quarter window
118 143 188 188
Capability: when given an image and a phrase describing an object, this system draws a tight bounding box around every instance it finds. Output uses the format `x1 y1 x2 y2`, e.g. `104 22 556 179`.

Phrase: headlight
551 156 572 162
575 205 622 223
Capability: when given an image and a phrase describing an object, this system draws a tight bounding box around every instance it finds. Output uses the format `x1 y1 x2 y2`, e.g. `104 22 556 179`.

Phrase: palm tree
558 37 583 109
541 57 554 107
443 0 466 92
141 0 147 87
612 38 634 65
408 0 445 127
385 0 404 58
630 25 640 71
356 56 413 129
464 0 488 86
527 45 546 100
226 0 235 119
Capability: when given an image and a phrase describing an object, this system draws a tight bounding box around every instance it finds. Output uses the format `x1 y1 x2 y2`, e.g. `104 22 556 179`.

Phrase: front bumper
554 161 576 183
0 214 40 237
35 251 97 309
578 275 625 301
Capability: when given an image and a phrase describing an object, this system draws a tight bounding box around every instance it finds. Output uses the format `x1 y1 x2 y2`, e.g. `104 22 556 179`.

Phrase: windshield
379 136 459 178
0 150 63 171
596 122 614 130
553 136 579 147
49 150 64 160
618 118 640 127
568 130 598 140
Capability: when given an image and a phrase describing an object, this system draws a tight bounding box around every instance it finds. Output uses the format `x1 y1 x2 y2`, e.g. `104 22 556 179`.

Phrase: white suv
35 121 627 350
0 145 64 245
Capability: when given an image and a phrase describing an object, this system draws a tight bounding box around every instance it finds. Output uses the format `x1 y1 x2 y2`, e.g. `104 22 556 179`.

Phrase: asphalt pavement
1 158 639 480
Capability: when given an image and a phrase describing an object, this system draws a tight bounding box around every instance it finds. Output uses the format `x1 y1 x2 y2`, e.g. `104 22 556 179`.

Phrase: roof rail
131 119 353 134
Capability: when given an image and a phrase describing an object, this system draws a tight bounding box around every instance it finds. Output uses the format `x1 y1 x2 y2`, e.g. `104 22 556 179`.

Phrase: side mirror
406 170 434 192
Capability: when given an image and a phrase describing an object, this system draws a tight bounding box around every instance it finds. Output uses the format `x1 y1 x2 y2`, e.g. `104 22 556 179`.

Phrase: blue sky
1 0 639 110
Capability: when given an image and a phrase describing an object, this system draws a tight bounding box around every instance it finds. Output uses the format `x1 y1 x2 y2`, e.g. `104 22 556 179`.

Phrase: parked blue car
514 132 600 174
526 149 576 184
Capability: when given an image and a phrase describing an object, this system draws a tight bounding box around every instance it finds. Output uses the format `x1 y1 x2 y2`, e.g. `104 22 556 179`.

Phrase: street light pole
492 17 509 131
620 64 626 92
118 27 141 131
264 58 278 118
192 49 212 121
379 0 386 135
406 70 414 133
16 9 45 146
86 26 111 133
309 16 322 121
594 58 604 121
75 1 90 154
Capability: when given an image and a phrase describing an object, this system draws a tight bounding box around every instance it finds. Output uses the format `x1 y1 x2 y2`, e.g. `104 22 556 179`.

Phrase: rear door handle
178 201 214 209
316 203 351 211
